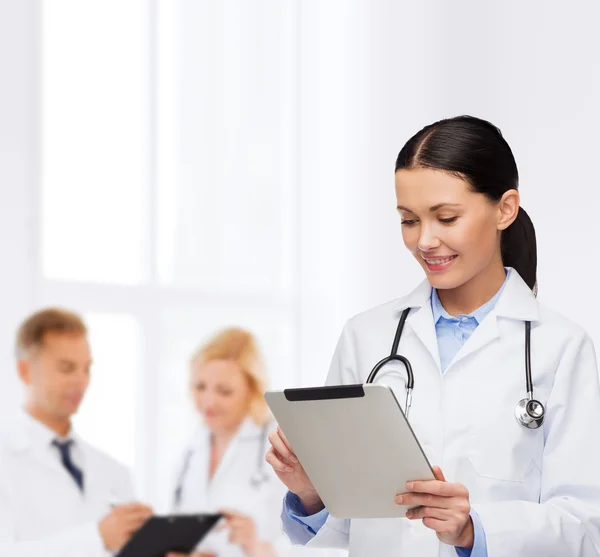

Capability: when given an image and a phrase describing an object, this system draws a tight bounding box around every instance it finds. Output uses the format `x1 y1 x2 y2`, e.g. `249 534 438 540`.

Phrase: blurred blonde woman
168 327 290 557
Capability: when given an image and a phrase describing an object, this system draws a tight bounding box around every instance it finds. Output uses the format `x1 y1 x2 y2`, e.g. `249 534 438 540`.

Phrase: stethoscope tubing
173 423 270 508
366 307 544 429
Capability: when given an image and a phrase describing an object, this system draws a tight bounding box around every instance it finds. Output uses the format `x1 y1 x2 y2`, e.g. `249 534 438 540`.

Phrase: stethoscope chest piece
514 397 545 429
250 469 270 489
515 320 545 430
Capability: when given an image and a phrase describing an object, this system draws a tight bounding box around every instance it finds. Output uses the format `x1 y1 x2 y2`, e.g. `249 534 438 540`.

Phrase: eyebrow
397 203 463 212
57 359 92 366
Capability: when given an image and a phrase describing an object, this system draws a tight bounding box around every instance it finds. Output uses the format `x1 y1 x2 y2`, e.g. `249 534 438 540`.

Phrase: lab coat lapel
208 418 256 495
76 437 107 508
406 305 442 372
392 270 539 373
6 412 66 478
71 437 118 521
494 269 539 322
190 426 211 503
394 280 441 371
447 269 539 369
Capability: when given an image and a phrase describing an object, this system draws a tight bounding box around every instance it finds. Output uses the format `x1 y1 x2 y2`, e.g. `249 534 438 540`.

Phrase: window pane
156 0 295 294
42 0 147 284
74 313 140 469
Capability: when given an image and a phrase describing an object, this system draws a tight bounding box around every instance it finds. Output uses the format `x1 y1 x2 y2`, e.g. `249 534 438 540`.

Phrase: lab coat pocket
468 422 543 486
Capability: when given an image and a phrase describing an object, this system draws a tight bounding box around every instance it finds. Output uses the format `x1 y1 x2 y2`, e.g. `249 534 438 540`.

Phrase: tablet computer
265 384 434 519
116 513 222 557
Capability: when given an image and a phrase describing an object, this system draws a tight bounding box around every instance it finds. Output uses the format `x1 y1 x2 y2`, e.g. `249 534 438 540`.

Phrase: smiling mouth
421 255 457 264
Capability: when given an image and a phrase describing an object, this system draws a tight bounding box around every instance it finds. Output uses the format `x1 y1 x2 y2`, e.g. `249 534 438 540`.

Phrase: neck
437 262 507 316
24 402 71 437
211 421 244 452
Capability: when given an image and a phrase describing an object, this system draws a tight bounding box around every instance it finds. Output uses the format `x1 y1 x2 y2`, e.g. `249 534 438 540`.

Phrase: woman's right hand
265 426 324 514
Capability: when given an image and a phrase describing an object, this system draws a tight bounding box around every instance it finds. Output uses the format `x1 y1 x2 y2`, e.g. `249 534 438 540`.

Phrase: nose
201 390 215 406
417 222 440 253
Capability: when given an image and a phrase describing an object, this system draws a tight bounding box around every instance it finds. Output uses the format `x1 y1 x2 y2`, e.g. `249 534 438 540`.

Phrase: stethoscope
173 423 271 509
249 423 271 488
365 307 545 430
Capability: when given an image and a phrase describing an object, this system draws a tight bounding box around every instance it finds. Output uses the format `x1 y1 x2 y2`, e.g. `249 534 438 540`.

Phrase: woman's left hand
219 509 259 555
395 466 474 549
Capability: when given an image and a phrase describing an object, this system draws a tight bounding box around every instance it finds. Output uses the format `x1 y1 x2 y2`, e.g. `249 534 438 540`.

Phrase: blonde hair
190 327 270 425
15 307 87 359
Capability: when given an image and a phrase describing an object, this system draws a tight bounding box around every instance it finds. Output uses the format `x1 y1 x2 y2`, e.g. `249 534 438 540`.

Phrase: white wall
0 0 39 418
434 0 600 344
298 0 434 385
298 0 600 387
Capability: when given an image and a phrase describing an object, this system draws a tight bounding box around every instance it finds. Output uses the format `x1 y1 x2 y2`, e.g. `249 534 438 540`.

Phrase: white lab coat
173 417 293 556
0 410 134 557
297 269 600 556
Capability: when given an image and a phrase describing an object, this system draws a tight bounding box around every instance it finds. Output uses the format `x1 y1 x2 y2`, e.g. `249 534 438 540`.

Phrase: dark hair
395 115 537 291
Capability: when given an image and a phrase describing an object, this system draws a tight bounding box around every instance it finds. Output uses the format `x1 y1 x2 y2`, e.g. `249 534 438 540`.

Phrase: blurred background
1 0 599 512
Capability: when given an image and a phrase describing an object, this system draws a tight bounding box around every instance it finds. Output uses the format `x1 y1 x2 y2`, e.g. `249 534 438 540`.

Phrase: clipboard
264 384 434 519
116 514 222 557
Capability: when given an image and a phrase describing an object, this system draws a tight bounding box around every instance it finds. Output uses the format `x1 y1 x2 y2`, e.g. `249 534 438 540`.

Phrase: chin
423 268 468 291
203 415 224 430
61 406 80 419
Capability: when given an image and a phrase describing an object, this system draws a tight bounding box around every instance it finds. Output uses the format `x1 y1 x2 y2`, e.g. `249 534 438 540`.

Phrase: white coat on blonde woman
173 416 296 556
171 326 347 557
173 418 348 557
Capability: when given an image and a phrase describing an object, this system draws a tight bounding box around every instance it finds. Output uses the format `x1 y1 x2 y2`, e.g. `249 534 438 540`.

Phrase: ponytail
501 207 537 292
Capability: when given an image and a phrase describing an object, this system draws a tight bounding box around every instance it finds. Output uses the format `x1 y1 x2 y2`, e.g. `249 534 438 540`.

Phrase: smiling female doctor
266 115 600 557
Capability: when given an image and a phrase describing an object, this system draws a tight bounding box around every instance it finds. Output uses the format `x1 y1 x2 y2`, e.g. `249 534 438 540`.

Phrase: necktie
52 439 84 492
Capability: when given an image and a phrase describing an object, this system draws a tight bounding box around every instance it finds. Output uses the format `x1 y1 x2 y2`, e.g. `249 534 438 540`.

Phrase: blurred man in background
0 308 152 557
